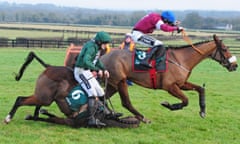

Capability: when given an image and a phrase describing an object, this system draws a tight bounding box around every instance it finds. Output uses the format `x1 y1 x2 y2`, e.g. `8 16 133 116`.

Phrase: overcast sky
2 0 240 11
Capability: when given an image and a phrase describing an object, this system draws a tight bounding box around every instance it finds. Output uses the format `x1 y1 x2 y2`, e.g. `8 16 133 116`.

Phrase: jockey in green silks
74 31 111 127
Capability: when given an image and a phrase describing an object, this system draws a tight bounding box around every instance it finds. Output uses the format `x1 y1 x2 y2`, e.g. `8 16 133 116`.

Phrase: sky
1 0 240 11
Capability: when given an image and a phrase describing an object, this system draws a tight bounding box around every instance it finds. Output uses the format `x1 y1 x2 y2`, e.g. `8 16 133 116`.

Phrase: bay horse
98 34 237 123
4 52 140 128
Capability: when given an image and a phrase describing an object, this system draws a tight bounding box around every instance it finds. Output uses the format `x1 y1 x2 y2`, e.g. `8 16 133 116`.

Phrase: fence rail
0 38 87 48
0 38 239 55
0 38 127 48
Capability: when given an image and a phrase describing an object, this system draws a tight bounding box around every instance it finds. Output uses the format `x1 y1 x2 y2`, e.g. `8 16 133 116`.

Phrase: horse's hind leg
4 95 42 124
161 84 189 110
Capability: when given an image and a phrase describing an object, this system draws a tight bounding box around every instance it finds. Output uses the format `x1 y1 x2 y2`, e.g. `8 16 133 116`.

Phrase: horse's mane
167 40 213 49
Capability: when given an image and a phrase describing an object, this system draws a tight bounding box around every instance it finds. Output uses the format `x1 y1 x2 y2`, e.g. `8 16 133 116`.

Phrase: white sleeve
155 20 164 30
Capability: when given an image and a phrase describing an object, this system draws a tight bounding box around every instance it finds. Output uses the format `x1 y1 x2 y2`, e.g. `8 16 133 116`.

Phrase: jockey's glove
177 27 184 33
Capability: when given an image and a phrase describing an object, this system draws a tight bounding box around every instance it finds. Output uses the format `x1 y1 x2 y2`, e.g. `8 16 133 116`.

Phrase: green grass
0 48 239 144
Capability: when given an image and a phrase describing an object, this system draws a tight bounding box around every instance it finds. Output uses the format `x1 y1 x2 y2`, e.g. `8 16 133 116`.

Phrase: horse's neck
172 41 216 71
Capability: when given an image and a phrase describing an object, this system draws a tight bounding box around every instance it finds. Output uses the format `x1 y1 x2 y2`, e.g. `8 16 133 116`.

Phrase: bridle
182 30 236 69
211 39 233 67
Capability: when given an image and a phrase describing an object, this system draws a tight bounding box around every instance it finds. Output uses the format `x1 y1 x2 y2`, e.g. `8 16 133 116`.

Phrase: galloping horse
98 34 237 123
4 52 140 128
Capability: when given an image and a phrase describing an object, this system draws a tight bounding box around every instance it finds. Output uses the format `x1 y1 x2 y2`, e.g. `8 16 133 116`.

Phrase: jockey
74 31 111 127
131 10 184 68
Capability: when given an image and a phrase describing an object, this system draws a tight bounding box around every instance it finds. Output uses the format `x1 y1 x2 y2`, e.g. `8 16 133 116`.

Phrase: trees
181 12 240 30
0 2 240 30
182 12 203 29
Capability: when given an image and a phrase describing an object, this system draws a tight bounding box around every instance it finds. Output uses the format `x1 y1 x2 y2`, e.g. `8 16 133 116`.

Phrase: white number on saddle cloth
137 51 147 60
65 86 88 111
134 50 148 65
72 90 84 100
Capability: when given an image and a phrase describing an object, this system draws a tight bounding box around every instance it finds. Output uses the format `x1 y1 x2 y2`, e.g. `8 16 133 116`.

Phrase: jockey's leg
98 96 112 115
140 45 165 68
75 69 106 127
87 97 106 127
132 32 164 68
149 45 165 61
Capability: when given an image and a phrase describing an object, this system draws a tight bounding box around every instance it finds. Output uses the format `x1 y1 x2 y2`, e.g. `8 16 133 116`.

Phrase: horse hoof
3 120 9 124
142 117 151 124
135 115 151 124
4 115 11 124
161 101 170 108
199 112 206 118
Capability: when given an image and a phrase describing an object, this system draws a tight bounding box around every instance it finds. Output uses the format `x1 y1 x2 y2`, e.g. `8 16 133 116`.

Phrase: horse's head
210 35 238 71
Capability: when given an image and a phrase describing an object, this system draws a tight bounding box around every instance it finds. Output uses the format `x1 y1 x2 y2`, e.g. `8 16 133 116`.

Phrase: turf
0 48 239 144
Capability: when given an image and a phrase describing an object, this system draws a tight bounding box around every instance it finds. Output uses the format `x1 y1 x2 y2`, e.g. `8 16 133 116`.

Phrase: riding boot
149 45 164 60
87 97 106 127
140 45 164 68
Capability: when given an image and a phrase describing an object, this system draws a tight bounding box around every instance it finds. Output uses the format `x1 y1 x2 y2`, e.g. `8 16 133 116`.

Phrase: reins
103 77 116 113
181 30 204 55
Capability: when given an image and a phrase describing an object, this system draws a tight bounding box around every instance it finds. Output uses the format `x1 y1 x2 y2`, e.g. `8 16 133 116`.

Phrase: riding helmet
94 31 111 44
161 10 176 24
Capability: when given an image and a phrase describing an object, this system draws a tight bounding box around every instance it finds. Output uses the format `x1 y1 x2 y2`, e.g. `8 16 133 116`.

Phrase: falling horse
4 52 140 128
98 34 237 123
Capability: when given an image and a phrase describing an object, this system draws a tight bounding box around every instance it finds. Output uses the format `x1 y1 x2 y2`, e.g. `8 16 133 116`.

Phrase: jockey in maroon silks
131 10 184 68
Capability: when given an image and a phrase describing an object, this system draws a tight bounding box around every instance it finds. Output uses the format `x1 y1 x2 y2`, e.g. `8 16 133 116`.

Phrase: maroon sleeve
160 24 178 32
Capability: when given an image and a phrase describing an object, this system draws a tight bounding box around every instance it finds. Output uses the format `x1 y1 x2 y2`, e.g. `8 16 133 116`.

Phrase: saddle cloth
133 49 168 72
65 85 88 112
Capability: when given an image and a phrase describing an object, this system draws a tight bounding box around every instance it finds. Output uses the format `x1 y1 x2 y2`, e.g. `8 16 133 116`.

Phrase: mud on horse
99 34 237 123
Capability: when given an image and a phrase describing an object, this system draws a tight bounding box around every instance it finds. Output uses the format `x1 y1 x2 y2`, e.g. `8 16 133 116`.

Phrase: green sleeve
83 45 99 71
83 48 100 71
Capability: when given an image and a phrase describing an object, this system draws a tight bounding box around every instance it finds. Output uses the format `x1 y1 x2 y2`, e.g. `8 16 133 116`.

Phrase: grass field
0 23 239 144
0 47 239 144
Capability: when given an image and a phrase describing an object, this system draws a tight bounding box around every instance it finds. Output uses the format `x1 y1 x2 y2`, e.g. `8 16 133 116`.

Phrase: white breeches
131 30 163 47
74 67 104 97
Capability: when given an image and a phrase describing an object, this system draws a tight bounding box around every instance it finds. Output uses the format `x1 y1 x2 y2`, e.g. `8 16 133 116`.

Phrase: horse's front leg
118 79 151 124
161 83 189 110
180 82 206 118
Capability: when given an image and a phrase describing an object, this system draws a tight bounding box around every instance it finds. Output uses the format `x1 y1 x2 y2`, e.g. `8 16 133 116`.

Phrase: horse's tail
15 51 50 81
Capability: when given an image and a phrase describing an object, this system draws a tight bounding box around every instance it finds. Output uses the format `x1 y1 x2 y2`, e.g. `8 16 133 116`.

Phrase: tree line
1 2 240 30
